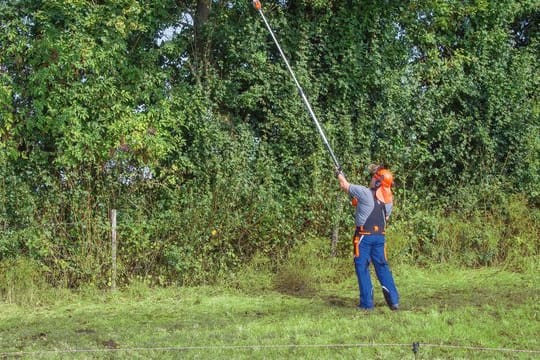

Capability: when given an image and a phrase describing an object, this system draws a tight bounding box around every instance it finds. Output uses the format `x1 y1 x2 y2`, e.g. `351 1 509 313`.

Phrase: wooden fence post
111 209 117 291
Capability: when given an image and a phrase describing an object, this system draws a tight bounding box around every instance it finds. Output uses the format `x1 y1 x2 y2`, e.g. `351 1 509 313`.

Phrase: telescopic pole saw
252 0 342 171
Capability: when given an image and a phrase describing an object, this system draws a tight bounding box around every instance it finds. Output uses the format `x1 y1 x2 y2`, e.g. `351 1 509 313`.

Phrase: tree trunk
194 0 211 81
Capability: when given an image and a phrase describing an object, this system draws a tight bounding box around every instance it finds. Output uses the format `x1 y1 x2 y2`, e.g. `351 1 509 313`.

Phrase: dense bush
0 0 538 286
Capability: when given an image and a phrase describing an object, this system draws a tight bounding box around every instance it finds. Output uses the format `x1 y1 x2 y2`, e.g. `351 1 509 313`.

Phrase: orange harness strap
353 233 362 257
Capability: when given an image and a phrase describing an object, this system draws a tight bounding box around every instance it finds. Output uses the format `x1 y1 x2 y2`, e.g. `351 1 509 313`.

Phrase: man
335 164 400 311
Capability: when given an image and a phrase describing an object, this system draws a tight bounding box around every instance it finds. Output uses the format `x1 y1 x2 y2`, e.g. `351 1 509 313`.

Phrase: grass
0 261 539 359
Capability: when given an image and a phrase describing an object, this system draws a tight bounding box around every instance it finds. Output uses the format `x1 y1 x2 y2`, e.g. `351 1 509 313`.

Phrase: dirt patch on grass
101 339 119 349
323 295 355 308
411 285 537 310
273 267 318 297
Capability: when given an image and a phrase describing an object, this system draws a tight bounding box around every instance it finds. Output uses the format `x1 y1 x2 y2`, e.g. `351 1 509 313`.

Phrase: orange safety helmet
373 168 393 204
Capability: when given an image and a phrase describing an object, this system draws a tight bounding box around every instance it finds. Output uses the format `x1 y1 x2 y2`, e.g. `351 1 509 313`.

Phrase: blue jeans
353 233 399 309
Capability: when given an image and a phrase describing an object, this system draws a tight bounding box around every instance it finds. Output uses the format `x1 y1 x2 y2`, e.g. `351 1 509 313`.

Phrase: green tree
0 0 538 285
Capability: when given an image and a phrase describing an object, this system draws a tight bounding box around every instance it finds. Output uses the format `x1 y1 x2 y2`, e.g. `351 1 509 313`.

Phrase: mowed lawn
0 264 538 359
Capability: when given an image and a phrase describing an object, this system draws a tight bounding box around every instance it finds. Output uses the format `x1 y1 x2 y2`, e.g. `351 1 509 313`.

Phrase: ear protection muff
373 171 384 188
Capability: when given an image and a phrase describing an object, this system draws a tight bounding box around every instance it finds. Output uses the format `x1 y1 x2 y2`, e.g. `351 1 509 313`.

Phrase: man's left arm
385 203 393 221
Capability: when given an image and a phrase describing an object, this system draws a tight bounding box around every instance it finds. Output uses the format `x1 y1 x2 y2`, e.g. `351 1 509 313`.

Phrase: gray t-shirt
349 184 393 227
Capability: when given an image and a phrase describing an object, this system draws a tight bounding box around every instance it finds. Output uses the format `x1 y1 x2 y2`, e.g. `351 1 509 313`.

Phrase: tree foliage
1 0 538 286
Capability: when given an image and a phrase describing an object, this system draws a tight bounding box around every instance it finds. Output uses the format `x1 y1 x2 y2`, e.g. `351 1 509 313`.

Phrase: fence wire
1 342 539 358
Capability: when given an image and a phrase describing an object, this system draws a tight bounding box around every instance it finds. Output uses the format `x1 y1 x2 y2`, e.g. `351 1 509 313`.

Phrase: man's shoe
390 304 399 311
356 305 374 312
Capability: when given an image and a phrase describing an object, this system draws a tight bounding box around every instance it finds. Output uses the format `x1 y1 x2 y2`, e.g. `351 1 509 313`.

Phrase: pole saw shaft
252 0 341 170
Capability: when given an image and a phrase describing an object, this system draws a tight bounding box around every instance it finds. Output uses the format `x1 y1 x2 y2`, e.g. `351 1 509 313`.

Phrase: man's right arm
337 172 350 193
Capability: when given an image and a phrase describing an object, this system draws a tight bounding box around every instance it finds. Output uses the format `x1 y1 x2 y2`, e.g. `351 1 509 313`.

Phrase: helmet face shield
376 186 393 203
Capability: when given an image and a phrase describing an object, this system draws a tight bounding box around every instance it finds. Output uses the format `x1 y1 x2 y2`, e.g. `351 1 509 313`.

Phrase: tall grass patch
0 258 48 305
224 252 275 293
389 191 539 269
273 238 350 296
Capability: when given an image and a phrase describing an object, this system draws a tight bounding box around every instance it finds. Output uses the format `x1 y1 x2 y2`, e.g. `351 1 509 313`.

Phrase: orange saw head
253 0 261 10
